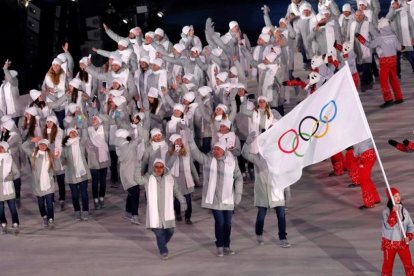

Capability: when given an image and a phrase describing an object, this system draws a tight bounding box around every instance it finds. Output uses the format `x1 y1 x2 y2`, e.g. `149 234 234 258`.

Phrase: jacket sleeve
241 141 260 165
105 28 123 43
233 159 243 197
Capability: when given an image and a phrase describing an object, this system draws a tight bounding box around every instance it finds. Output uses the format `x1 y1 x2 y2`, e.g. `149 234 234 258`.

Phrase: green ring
293 132 312 157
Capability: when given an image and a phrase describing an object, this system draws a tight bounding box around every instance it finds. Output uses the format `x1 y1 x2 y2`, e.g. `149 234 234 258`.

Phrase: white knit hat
173 43 185 53
145 31 155 38
259 34 270 43
378 17 390 30
109 89 123 97
25 106 37 116
151 58 163 67
183 92 196 102
79 57 89 65
169 133 182 143
216 104 228 113
198 86 212 97
230 66 238 76
150 128 162 137
139 56 150 64
46 115 58 125
257 96 268 102
300 3 312 13
183 73 194 81
212 48 223 57
182 26 191 35
29 89 42 101
52 58 62 66
191 46 202 53
148 87 159 98
153 158 165 166
118 39 129 48
115 129 130 139
229 21 239 30
129 27 140 35
112 96 126 106
185 83 196 91
213 141 227 151
67 103 79 114
155 28 164 37
342 3 352 12
0 142 10 152
38 139 50 148
133 112 145 121
2 120 14 131
69 78 82 90
316 13 325 22
112 58 122 67
66 127 78 135
173 103 185 113
112 78 124 86
279 18 287 25
216 72 228 82
220 119 232 129
262 26 272 34
9 70 18 78
358 0 368 7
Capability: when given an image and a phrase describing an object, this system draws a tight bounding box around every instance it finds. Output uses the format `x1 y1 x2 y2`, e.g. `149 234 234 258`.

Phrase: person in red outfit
353 139 381 209
388 139 414 153
381 187 414 276
329 152 345 176
344 147 359 188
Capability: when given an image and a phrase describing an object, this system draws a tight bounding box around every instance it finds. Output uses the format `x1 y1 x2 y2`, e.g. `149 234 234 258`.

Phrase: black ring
298 116 319 141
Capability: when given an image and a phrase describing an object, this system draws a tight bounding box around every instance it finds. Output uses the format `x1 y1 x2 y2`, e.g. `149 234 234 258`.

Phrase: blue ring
319 100 337 123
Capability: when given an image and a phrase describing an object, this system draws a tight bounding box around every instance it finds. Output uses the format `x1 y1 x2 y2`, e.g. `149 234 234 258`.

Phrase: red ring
278 129 299 154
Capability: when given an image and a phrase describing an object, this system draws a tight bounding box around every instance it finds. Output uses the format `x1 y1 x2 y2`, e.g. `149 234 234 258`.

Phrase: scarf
171 153 194 189
185 103 198 125
151 140 168 161
324 20 337 56
66 137 87 178
147 174 175 228
259 63 279 102
0 153 13 196
152 69 168 91
205 153 236 205
350 20 371 60
167 116 182 134
88 125 109 163
0 82 16 115
111 69 129 89
118 48 133 64
35 151 52 192
45 73 66 102
217 132 236 149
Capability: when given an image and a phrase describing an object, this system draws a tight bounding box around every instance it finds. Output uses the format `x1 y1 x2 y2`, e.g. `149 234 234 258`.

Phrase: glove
234 193 242 205
114 110 121 119
388 139 398 147
403 139 411 147
333 40 343 52
355 33 366 45
245 131 257 145
282 81 288 86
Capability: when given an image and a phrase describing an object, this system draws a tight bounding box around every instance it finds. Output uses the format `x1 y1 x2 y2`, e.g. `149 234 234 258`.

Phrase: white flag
257 65 371 193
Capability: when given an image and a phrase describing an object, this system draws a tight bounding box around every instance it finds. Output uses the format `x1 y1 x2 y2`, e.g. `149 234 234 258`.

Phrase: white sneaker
48 219 55 230
130 215 141 225
1 223 7 234
279 239 291 248
12 223 19 235
256 235 264 245
224 247 236 255
216 247 224 257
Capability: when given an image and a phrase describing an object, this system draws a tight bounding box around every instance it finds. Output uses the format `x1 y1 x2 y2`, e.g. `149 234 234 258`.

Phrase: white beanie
191 46 202 53
148 87 159 98
67 103 79 114
46 115 58 125
220 119 232 129
2 120 15 131
182 26 191 35
112 96 126 106
150 128 162 138
25 106 37 116
155 28 164 37
378 17 390 30
236 83 246 90
109 52 121 60
216 104 228 113
316 13 325 22
216 72 228 82
279 18 287 25
112 78 124 86
262 26 272 34
153 158 165 166
173 103 184 113
198 86 212 97
300 3 312 13
230 66 238 76
319 6 330 15
183 92 196 102
342 3 352 12
139 56 150 64
79 57 89 65
129 27 140 35
257 96 268 102
183 73 194 81
30 89 42 101
173 43 185 53
133 112 145 121
0 142 10 152
259 34 270 43
9 70 18 78
185 83 196 91
112 58 122 67
57 53 67 63
37 139 50 148
69 78 82 90
145 32 155 38
52 58 62 66
118 39 129 48
212 48 223 57
229 21 239 30
151 58 163 67
358 0 368 7
169 133 182 143
115 129 130 139
109 89 123 97
213 141 227 151
66 127 78 135
265 52 277 63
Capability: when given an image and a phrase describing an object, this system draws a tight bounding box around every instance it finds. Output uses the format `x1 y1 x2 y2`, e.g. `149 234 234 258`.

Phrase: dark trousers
37 193 54 220
12 117 19 128
212 210 233 248
271 105 285 117
397 50 414 77
357 63 373 88
201 137 212 154
91 168 108 199
0 199 19 224
238 140 254 173
109 150 118 183
152 228 175 255
13 178 21 200
174 193 192 220
56 174 65 201
255 206 287 240
69 181 89 212
54 109 65 130
126 185 140 216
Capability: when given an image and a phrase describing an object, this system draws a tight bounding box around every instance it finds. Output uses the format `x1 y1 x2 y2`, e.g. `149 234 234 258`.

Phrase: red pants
330 152 344 175
345 149 359 184
382 246 414 276
352 72 360 90
379 56 403 102
358 149 380 207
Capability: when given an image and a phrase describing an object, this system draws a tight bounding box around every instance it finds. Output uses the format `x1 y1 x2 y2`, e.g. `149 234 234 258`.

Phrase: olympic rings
277 100 337 157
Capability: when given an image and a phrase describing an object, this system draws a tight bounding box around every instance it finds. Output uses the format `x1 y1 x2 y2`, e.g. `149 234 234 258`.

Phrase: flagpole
344 62 407 240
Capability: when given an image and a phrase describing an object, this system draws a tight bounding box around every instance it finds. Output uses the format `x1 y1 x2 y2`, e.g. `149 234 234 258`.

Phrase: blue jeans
212 210 233 248
91 168 107 199
152 228 174 254
0 199 19 224
69 181 89 212
126 185 140 216
37 193 54 220
255 206 287 240
174 193 192 220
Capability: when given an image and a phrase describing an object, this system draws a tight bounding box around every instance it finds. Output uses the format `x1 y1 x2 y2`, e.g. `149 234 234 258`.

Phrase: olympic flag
257 65 371 192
